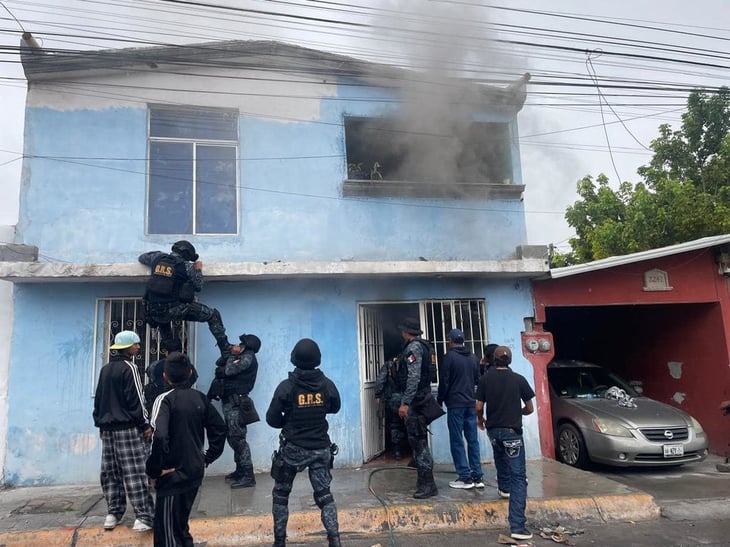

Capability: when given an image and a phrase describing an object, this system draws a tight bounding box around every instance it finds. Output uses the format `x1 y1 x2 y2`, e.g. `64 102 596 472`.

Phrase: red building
528 234 730 457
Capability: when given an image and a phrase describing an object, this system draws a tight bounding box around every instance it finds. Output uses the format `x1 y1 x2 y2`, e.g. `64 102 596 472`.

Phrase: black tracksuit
147 387 226 547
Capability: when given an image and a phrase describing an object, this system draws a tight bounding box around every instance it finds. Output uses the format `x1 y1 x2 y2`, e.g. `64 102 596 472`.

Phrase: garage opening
544 302 727 453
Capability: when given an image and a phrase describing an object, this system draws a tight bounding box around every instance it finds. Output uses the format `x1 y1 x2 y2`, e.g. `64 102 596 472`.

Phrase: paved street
245 455 730 547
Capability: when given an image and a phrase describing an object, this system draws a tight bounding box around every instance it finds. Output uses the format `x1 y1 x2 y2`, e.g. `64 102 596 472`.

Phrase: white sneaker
103 514 118 530
132 519 152 532
448 478 474 489
498 489 510 499
472 478 485 488
510 529 533 540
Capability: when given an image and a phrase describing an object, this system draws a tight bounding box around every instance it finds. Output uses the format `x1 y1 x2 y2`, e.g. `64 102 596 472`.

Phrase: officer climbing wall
139 240 230 350
265 338 342 547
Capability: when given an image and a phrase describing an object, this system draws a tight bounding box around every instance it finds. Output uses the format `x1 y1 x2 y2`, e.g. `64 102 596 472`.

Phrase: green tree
554 87 730 266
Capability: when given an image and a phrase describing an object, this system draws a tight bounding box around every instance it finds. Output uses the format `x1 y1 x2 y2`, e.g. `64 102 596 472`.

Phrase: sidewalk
0 458 659 546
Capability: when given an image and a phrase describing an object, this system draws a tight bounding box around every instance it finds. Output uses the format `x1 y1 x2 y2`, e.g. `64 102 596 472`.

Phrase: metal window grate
91 297 192 395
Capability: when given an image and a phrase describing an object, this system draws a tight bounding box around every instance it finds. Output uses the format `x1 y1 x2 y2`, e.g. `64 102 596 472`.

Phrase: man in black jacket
214 333 262 489
146 352 227 547
93 330 154 532
437 328 484 489
139 240 229 350
266 338 342 547
143 339 198 416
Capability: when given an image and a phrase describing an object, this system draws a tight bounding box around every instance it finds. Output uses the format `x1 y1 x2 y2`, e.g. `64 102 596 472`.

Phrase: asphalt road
243 455 730 547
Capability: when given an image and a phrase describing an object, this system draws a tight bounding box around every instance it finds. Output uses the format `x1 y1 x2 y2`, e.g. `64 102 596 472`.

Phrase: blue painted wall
18 83 526 263
8 75 537 485
6 276 538 485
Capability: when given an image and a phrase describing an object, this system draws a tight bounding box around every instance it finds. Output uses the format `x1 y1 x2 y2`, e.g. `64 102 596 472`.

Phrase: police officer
139 240 229 350
266 338 342 547
396 317 438 499
214 333 261 489
374 357 406 460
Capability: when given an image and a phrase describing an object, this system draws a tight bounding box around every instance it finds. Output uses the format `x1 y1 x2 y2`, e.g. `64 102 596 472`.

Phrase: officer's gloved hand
214 367 225 379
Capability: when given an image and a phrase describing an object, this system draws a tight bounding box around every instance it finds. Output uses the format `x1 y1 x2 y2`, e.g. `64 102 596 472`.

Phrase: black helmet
290 338 321 370
171 240 198 261
239 333 261 353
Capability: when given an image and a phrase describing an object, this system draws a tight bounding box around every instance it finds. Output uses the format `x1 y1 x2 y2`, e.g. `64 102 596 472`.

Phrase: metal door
359 305 385 462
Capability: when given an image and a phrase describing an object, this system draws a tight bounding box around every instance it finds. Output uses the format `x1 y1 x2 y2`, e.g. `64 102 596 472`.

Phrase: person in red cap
476 345 535 542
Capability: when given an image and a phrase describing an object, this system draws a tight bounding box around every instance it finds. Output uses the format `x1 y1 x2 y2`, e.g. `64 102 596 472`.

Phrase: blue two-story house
0 37 548 485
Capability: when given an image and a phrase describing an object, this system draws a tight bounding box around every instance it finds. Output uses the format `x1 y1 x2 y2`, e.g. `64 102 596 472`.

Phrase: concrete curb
0 493 659 546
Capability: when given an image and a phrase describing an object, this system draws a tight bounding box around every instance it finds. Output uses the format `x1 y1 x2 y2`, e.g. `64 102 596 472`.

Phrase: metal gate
358 305 385 462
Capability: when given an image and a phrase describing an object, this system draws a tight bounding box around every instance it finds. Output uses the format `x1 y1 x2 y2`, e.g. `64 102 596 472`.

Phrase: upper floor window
343 117 516 198
147 106 239 235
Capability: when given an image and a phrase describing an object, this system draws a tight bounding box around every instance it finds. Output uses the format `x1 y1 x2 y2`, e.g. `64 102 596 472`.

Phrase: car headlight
689 416 704 434
591 418 633 437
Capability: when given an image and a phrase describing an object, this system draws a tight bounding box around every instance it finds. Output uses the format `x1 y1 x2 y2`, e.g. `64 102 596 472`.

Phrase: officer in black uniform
213 333 261 489
396 317 438 499
266 338 342 547
374 357 406 459
138 240 229 350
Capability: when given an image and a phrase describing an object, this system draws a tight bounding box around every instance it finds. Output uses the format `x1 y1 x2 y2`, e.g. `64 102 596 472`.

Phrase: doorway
358 298 489 463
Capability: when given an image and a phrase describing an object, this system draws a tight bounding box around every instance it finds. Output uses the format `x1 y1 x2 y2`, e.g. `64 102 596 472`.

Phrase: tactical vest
286 381 329 443
144 253 194 304
396 338 433 393
223 354 258 398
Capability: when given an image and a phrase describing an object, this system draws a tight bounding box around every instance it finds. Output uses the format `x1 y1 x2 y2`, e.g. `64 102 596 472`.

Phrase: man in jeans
476 345 535 541
437 328 483 489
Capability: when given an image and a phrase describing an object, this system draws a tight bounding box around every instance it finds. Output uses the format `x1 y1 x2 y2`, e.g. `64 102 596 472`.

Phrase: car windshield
548 365 640 399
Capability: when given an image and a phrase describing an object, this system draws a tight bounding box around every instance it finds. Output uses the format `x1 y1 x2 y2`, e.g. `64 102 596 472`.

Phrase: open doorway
358 299 489 463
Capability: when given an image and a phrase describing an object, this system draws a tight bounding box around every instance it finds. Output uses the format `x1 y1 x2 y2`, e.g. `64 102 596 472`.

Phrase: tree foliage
552 87 730 266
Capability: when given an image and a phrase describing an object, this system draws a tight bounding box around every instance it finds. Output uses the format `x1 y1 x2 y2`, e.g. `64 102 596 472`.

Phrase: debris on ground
535 523 585 545
497 533 533 546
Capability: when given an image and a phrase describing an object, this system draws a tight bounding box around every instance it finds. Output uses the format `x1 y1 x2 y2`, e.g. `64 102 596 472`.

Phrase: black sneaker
448 478 474 489
510 530 533 540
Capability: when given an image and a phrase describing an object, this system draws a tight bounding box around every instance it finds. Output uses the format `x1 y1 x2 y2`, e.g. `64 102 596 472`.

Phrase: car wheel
557 423 590 468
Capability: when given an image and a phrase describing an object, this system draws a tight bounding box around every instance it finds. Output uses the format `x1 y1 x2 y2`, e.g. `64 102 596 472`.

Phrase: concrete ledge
0 493 660 546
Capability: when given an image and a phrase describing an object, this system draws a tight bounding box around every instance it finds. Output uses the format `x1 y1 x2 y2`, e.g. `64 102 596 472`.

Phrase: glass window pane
195 145 237 234
149 141 193 234
150 107 238 140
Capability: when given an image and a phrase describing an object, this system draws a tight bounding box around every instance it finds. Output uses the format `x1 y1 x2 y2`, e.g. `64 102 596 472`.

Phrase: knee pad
273 483 292 506
313 488 334 509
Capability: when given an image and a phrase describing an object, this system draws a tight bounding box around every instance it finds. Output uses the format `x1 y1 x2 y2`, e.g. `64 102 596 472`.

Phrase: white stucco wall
0 225 15 483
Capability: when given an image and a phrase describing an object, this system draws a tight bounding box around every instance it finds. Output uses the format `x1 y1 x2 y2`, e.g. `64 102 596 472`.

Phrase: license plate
663 444 684 457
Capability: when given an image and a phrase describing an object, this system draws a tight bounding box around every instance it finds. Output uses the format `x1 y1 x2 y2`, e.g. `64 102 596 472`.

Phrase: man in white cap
93 330 155 532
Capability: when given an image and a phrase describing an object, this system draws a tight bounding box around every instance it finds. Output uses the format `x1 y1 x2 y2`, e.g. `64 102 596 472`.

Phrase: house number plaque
643 268 672 291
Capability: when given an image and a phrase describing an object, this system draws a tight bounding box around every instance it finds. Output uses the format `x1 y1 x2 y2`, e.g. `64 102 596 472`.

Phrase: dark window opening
344 117 513 186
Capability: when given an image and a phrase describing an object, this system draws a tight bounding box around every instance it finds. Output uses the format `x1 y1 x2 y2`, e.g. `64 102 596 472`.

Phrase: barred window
91 297 192 395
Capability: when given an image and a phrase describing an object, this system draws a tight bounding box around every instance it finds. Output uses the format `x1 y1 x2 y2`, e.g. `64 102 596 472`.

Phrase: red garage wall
533 247 730 456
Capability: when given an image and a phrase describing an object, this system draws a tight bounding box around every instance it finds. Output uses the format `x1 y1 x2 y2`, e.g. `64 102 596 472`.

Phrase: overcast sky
0 0 727 251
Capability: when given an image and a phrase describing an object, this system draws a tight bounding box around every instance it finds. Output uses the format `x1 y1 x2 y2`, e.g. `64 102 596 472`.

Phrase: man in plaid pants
93 330 155 532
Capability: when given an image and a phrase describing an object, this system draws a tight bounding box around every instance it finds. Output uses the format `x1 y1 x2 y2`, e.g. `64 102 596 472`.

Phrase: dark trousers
153 486 198 547
146 301 227 348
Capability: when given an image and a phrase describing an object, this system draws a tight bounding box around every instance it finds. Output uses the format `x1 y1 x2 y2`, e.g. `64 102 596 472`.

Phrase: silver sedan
548 360 709 468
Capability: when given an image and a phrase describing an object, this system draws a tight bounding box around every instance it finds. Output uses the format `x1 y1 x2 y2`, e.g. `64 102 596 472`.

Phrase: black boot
225 463 244 482
231 465 256 489
272 537 286 547
327 534 342 547
413 469 438 499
